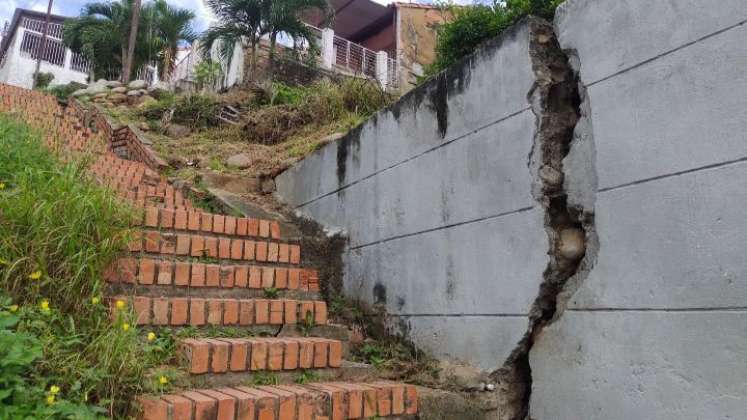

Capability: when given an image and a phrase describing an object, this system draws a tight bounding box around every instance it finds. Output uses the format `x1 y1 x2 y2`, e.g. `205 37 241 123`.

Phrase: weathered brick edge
69 98 169 171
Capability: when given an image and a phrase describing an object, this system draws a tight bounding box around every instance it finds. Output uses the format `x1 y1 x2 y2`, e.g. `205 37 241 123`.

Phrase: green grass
0 115 173 418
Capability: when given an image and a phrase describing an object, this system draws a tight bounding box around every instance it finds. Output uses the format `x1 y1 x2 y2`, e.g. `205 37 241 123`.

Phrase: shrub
427 0 563 76
45 82 86 100
0 115 173 417
34 72 55 89
139 94 219 129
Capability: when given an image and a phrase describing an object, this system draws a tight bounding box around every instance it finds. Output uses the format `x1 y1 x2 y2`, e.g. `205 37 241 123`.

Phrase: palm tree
201 0 330 81
63 0 195 81
123 0 141 82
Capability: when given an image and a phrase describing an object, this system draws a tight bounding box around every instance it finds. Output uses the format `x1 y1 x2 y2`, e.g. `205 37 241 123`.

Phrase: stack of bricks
0 83 419 420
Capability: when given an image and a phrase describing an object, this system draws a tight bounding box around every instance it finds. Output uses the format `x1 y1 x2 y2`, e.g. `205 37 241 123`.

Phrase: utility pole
122 0 141 83
32 0 53 89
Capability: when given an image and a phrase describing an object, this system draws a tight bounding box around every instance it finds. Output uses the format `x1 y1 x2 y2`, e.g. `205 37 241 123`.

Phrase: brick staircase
0 84 419 420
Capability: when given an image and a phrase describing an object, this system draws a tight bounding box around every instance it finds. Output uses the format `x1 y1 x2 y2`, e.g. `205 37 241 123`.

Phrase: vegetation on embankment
426 0 563 77
0 115 173 418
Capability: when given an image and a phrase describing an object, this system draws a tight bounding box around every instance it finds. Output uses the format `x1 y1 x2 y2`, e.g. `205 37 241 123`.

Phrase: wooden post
32 0 53 89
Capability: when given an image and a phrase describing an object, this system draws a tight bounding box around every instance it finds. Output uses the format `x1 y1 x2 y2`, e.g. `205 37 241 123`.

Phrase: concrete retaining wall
277 18 553 371
529 0 747 419
277 0 747 416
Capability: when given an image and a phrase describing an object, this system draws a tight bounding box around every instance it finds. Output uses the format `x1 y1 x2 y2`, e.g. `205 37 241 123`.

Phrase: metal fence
17 18 91 74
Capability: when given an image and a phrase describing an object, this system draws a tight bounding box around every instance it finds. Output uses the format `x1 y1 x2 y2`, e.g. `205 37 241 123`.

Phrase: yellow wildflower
9 305 18 313
115 300 126 310
91 297 100 305
147 332 156 342
122 323 130 331
46 394 55 404
40 300 50 312
0 182 5 190
158 376 168 385
29 270 42 280
49 385 60 394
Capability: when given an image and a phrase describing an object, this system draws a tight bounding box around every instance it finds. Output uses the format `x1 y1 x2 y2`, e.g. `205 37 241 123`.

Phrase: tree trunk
249 36 258 82
268 32 277 81
123 0 142 83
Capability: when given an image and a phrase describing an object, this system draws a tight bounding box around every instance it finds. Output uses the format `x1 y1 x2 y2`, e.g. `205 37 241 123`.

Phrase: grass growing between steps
0 115 174 418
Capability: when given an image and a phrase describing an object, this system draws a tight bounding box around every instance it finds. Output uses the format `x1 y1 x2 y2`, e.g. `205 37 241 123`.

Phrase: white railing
15 18 92 75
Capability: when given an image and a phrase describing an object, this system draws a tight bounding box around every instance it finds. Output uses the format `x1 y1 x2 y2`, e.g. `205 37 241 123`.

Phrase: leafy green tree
200 0 330 81
63 0 195 81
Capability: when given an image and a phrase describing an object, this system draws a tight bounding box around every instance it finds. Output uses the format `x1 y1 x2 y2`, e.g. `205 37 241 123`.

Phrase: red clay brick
205 264 220 287
312 338 329 368
235 387 275 420
306 384 345 420
182 339 210 374
246 218 259 237
267 340 284 371
269 300 284 325
207 339 229 373
230 239 244 260
236 218 248 236
160 208 174 229
181 390 218 420
191 263 206 287
261 267 274 288
300 302 314 324
134 296 150 325
174 262 190 286
201 213 213 232
160 233 176 255
144 207 159 227
298 339 314 369
216 388 256 420
145 231 160 253
207 300 223 325
250 339 268 370
224 216 237 235
255 299 269 324
224 339 248 372
275 268 288 289
375 384 392 416
314 301 328 325
191 235 206 257
284 300 297 324
161 394 192 419
218 238 231 259
256 242 268 262
239 300 254 325
136 396 168 420
288 269 300 289
244 240 256 260
267 243 279 262
258 220 270 237
248 266 262 288
270 221 281 239
234 266 248 288
283 339 299 370
198 389 236 420
171 298 189 325
329 340 342 368
128 230 143 252
188 211 201 231
258 386 296 420
190 298 206 326
174 209 187 229
175 234 191 255
153 298 169 325
278 243 290 263
405 384 418 414
157 260 173 285
205 237 218 258
290 244 301 264
223 299 239 325
138 258 155 285
213 215 225 233
220 266 235 288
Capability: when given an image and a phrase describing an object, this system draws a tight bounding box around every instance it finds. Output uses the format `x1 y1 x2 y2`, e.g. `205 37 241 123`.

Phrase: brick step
128 231 301 265
109 296 328 327
107 257 320 292
185 361 374 390
108 284 322 301
137 381 418 420
140 206 283 240
181 338 343 375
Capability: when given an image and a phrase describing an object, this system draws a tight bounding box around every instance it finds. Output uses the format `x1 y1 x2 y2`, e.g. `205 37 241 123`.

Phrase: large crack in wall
488 19 598 420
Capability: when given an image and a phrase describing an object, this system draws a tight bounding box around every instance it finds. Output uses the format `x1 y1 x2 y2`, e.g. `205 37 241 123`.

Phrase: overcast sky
1 0 453 34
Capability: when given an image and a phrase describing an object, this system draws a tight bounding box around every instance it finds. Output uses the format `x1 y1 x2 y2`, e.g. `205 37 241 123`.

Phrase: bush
34 72 55 89
0 115 174 417
139 94 219 129
427 0 563 76
45 82 86 100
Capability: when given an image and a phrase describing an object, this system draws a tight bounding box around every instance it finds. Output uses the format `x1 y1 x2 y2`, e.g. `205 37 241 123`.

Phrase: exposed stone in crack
488 17 598 420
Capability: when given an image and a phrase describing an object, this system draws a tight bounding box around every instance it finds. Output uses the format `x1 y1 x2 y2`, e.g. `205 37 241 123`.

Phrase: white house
0 8 90 89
